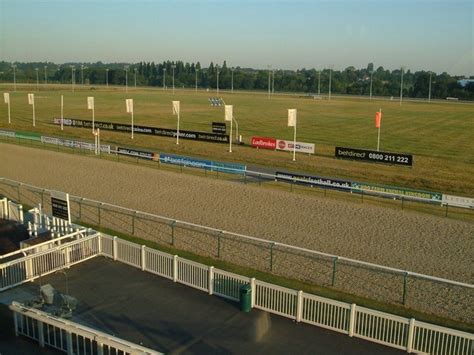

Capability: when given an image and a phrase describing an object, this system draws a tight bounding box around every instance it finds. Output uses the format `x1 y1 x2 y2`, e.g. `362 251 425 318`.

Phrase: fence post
173 255 178 282
296 290 303 322
66 331 74 355
406 318 416 353
331 257 338 286
38 320 45 347
113 236 118 261
19 205 24 223
348 303 357 337
13 311 19 336
97 342 104 355
208 266 214 295
250 278 256 308
402 272 409 305
141 245 146 271
170 220 176 245
269 242 276 271
98 233 102 255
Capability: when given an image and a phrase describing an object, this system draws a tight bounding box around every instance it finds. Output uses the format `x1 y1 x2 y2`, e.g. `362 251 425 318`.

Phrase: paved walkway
0 257 403 354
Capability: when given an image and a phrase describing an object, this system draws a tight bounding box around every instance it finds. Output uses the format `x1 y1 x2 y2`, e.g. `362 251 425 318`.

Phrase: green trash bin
239 284 252 312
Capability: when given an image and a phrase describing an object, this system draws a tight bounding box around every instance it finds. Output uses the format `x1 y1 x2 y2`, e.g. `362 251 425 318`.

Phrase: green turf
1 84 473 196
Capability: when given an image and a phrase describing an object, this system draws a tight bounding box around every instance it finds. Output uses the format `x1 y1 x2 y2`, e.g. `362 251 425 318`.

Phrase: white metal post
113 236 118 261
173 255 178 282
407 318 416 353
61 95 64 130
293 123 296 162
208 266 214 295
176 110 180 145
141 245 146 271
250 278 256 308
7 98 11 124
229 117 233 153
131 109 134 140
92 106 95 133
296 290 303 322
32 99 36 127
348 303 357 336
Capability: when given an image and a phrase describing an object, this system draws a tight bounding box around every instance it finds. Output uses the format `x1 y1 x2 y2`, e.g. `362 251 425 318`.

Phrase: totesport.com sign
276 139 315 154
251 136 276 150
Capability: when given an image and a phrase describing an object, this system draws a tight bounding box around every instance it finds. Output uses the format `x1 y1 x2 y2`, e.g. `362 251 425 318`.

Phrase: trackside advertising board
335 146 413 167
53 118 229 144
116 147 158 161
251 136 276 150
441 194 474 208
160 153 246 175
275 172 351 191
351 182 442 202
41 136 111 153
276 140 315 154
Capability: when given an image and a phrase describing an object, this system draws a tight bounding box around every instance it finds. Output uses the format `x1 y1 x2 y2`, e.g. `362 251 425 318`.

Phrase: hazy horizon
0 0 472 76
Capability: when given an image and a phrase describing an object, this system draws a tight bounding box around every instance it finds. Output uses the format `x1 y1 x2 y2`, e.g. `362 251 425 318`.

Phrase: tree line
0 60 473 100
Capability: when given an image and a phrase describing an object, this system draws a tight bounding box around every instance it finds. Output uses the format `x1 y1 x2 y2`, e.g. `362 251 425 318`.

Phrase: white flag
28 93 34 105
126 99 134 113
225 105 233 122
288 109 297 127
87 96 94 110
172 101 180 115
3 93 9 104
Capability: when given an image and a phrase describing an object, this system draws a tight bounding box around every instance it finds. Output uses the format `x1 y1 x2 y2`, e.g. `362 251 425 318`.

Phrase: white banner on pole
87 96 94 110
3 93 9 104
28 93 34 105
172 101 180 115
288 109 297 127
225 105 233 122
126 99 134 113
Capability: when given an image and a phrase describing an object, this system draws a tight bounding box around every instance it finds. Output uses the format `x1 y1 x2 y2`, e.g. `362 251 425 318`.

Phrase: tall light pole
12 64 16 92
267 65 271 98
428 71 432 102
171 64 176 94
318 70 321 96
370 69 374 99
44 65 48 85
195 68 199 92
134 68 137 88
328 66 333 100
400 66 405 105
124 65 129 93
216 64 219 95
70 65 75 92
35 68 39 90
105 68 109 88
163 68 166 89
231 67 234 93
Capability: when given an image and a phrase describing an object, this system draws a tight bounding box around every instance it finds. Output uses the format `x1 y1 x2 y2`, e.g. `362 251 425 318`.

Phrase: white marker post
375 109 382 151
28 93 35 127
288 109 297 161
225 105 233 152
3 93 10 124
87 96 94 133
126 99 134 139
60 95 64 130
172 101 180 145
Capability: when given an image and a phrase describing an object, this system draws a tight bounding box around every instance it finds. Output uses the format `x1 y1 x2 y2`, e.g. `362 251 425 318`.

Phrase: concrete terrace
0 257 403 354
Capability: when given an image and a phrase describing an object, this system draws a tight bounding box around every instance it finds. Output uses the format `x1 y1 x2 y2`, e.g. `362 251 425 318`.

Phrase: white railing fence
10 301 161 355
0 233 101 291
0 197 8 219
100 235 474 355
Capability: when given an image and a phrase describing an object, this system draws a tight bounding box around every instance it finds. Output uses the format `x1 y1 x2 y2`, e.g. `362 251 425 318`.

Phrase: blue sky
0 0 472 75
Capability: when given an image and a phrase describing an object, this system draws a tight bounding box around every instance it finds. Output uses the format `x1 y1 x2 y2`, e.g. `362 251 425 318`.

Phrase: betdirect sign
276 140 315 154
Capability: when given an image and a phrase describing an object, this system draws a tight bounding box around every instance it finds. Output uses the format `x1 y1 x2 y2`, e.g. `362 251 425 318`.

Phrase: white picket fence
10 302 161 355
99 235 474 355
2 233 473 354
0 197 24 222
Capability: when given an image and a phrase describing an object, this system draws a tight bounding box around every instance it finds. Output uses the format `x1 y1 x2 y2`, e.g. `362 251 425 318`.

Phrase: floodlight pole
268 65 271 98
428 71 432 102
328 67 332 100
61 95 64 131
106 69 109 88
370 70 374 99
318 70 321 96
400 67 404 105
12 65 16 92
44 65 47 85
195 69 199 92
231 68 234 93
216 64 219 96
35 68 39 91
377 108 382 151
125 65 129 93
172 65 176 94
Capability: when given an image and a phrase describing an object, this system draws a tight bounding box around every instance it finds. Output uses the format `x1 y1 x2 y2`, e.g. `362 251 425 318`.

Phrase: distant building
457 79 474 87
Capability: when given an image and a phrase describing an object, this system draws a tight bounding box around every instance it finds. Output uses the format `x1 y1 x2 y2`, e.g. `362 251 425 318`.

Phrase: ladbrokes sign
251 136 276 150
